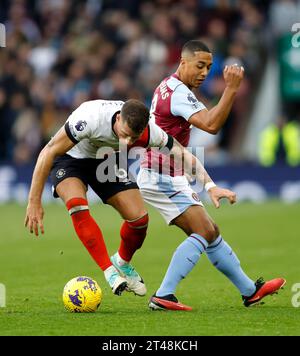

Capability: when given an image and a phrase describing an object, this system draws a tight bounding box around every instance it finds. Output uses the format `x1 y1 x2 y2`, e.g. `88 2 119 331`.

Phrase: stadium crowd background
0 0 299 167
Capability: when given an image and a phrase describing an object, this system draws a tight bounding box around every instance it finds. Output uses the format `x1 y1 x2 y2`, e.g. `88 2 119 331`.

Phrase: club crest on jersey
75 120 87 132
187 93 197 104
192 192 200 202
56 168 66 179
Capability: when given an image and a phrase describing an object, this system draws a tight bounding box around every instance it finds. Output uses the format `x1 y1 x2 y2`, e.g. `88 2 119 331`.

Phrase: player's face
181 51 213 88
115 115 142 146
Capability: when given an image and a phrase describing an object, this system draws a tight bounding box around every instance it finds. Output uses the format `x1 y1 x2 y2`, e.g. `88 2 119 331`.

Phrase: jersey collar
171 73 180 80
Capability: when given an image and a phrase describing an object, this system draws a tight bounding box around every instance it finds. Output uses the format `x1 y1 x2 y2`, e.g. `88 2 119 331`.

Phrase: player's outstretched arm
24 127 75 236
189 64 244 134
170 138 237 208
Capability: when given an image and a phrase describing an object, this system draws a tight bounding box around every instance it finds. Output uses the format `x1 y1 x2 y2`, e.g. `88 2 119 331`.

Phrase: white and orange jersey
64 100 171 159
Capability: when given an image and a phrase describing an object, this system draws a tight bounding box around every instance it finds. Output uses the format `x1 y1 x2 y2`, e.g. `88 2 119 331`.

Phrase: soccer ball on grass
63 276 102 312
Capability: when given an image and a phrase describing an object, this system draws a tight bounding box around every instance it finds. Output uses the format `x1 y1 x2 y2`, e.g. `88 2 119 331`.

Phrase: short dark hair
182 40 211 55
121 99 149 134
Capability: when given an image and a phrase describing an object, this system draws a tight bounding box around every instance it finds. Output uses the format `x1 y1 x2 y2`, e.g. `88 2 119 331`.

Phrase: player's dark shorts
50 154 138 203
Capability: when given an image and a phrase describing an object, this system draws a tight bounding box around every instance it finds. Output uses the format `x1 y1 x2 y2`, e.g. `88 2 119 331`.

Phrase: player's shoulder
79 99 124 110
153 75 186 103
77 99 124 123
68 99 124 134
164 75 186 92
154 74 183 93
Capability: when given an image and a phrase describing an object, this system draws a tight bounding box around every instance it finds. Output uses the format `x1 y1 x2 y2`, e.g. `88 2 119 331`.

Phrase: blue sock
206 236 256 296
156 233 208 297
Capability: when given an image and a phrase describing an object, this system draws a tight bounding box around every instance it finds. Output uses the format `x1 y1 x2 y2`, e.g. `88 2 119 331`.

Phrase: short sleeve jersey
64 100 170 159
141 74 206 175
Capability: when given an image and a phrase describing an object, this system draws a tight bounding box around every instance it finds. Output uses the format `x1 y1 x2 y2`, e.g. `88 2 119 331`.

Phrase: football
62 276 102 313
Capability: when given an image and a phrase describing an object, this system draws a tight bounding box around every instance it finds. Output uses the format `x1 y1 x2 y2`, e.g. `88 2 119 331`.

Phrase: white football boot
111 253 147 296
104 266 128 296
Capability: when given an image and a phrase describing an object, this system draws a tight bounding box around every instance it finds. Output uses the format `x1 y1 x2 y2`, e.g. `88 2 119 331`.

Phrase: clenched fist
223 64 244 91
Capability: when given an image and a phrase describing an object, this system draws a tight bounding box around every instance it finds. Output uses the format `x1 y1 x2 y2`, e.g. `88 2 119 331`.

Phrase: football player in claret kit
137 40 286 311
24 98 235 299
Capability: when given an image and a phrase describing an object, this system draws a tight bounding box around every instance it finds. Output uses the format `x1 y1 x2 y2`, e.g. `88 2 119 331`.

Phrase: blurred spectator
5 1 41 44
0 0 278 165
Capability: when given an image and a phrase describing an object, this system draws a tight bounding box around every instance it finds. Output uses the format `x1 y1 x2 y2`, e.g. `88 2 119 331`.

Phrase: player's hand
223 64 244 91
24 202 45 237
207 186 237 209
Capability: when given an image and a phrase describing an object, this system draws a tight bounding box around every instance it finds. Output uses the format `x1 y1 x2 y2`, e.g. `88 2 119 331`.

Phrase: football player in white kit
24 98 234 300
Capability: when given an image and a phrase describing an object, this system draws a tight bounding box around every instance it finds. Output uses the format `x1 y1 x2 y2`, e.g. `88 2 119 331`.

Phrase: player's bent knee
127 213 149 230
202 223 219 244
213 223 220 238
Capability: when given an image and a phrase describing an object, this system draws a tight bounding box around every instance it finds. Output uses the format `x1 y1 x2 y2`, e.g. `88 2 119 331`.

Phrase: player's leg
107 188 148 296
138 168 283 309
151 205 217 305
138 168 285 307
56 177 127 295
173 205 256 297
175 205 286 307
56 177 113 272
52 167 127 296
137 169 207 309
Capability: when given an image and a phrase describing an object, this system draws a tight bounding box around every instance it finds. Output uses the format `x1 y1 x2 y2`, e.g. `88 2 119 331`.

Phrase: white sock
104 265 118 281
114 252 128 266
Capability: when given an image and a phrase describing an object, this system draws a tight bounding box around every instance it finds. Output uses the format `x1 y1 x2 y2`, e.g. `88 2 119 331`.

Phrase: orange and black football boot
149 294 192 311
243 277 286 307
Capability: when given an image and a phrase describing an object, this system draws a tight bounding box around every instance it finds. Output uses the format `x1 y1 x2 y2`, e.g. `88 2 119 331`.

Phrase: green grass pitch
0 201 299 336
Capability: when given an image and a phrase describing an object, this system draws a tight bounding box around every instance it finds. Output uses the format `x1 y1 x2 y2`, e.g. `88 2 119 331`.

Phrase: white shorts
137 168 203 225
